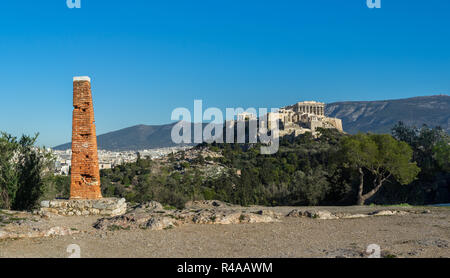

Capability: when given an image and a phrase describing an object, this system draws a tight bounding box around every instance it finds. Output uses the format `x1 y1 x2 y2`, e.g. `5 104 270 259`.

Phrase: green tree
0 132 53 210
13 134 54 210
433 140 450 172
0 133 19 208
289 168 330 205
390 122 450 204
122 175 131 185
392 122 447 178
340 133 420 205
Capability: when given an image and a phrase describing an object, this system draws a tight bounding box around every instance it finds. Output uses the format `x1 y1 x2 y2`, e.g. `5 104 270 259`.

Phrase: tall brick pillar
70 76 102 200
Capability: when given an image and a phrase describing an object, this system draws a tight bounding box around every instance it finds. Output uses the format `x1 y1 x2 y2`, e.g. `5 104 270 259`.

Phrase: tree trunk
358 174 389 205
356 168 389 205
357 197 366 206
362 178 385 203
357 168 366 205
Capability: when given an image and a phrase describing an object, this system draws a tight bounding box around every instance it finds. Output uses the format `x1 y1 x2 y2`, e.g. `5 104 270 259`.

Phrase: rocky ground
0 201 449 258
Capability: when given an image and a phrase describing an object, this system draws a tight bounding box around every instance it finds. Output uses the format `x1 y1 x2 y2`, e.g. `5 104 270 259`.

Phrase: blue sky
0 0 449 146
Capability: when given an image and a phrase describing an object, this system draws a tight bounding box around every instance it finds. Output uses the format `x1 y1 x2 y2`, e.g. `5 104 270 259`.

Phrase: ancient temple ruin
268 101 343 136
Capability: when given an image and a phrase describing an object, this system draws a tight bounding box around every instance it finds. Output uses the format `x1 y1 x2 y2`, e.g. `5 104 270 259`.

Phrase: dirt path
0 206 449 258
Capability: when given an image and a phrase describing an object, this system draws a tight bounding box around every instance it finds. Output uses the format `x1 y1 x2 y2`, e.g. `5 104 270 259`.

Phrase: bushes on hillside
390 122 450 204
0 132 54 210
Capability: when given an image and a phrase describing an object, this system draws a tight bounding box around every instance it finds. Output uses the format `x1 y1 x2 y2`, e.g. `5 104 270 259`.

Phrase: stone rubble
93 201 280 231
1 201 426 240
0 210 80 240
38 198 127 217
0 226 80 240
94 202 421 231
286 209 411 220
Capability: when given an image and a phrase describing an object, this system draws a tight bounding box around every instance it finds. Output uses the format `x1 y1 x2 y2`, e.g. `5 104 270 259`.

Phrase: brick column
70 76 102 200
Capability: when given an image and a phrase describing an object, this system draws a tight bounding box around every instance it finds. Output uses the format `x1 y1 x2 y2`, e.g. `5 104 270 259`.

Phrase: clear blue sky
0 0 449 147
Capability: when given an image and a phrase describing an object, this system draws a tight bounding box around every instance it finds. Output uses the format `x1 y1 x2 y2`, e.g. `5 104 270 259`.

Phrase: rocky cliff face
325 95 450 134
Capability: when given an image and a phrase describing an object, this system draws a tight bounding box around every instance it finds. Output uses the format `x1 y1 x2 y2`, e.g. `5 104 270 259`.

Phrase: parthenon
285 101 325 116
268 101 343 136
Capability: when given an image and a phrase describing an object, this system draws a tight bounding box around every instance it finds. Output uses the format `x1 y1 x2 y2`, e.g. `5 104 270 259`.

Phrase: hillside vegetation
96 123 449 208
2 122 449 210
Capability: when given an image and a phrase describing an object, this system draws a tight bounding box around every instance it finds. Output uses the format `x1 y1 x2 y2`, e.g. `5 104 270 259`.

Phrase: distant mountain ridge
325 95 449 134
54 122 197 151
54 95 450 151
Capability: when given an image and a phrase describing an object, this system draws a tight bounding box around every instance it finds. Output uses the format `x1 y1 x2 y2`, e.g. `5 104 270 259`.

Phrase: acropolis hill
268 101 344 136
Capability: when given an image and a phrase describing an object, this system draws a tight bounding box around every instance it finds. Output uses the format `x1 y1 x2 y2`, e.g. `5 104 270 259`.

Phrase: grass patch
8 217 26 222
163 205 177 211
107 225 130 231
369 203 412 207
108 225 121 231
383 253 397 258
239 214 246 222
0 210 12 216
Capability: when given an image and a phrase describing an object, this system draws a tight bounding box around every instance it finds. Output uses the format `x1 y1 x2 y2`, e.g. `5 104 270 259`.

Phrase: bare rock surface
93 201 279 231
38 198 126 217
1 204 449 258
0 210 79 240
286 208 414 219
131 201 164 212
185 200 234 209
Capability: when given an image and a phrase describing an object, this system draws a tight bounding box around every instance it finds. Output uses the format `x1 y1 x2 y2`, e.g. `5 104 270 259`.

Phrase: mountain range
54 123 196 151
325 95 449 134
54 95 449 151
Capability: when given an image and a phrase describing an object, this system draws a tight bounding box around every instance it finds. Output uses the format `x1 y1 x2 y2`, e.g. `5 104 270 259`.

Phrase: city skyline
0 0 449 146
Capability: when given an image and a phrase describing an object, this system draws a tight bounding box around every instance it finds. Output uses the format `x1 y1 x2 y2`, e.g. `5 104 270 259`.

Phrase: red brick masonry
70 77 102 199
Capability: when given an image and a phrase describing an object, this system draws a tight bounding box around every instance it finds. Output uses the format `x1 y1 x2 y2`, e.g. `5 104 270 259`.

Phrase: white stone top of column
73 76 91 82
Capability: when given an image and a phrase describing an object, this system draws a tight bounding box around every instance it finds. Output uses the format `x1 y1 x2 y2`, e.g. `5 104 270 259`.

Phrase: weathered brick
70 76 102 200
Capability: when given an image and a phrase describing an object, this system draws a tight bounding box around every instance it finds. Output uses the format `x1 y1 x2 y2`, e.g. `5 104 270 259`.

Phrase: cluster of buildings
53 97 342 176
269 101 343 136
236 101 344 137
51 146 191 176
